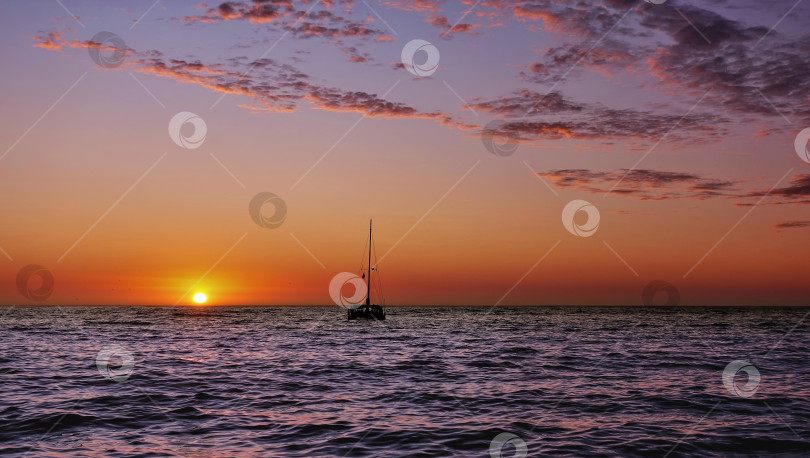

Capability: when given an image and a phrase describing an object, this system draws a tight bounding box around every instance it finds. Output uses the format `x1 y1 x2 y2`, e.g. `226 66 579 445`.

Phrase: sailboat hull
348 219 386 321
347 305 385 320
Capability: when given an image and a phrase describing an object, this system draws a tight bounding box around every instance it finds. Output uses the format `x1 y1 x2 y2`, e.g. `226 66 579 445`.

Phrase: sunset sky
1 0 808 306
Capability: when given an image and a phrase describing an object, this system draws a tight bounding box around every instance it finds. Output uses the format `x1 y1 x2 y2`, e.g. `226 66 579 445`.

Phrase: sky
0 0 809 306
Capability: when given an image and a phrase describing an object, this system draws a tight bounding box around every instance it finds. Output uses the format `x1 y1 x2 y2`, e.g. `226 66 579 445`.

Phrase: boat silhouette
347 219 386 320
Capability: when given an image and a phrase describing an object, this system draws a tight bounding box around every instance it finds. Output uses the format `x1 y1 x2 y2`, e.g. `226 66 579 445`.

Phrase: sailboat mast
366 219 372 306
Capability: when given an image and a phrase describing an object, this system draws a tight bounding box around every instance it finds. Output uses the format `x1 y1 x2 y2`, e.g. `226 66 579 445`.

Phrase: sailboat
347 219 386 320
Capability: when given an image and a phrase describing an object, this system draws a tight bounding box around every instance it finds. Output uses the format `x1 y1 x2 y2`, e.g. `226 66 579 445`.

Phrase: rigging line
359 232 369 273
370 242 377 300
372 237 385 303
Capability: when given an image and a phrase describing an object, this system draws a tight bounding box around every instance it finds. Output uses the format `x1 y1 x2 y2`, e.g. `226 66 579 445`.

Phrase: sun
193 292 207 304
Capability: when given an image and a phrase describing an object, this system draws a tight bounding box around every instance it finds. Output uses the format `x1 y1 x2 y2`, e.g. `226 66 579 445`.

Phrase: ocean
0 306 808 456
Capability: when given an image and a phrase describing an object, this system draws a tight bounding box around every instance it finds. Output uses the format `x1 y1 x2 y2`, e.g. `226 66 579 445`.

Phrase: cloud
178 1 385 40
33 33 482 133
469 0 638 37
467 90 584 115
775 221 810 229
341 46 372 63
169 0 810 133
32 31 61 50
385 1 806 132
499 1 810 129
538 169 810 207
537 168 737 200
521 40 635 85
742 174 810 203
181 1 292 23
641 6 810 126
35 0 809 148
134 55 476 128
426 14 479 37
467 90 725 143
381 0 441 13
33 32 137 61
381 0 480 37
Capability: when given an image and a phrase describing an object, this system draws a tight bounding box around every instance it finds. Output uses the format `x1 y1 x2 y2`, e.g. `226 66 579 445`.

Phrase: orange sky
1 1 809 306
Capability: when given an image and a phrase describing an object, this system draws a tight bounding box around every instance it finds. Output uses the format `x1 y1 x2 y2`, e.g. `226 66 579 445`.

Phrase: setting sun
193 293 207 304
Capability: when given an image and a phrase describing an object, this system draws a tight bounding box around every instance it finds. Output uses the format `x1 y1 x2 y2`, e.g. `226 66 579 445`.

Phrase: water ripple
0 306 808 456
